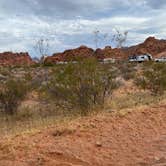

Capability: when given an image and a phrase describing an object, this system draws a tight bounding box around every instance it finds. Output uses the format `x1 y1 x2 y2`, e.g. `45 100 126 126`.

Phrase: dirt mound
0 102 166 166
0 52 34 66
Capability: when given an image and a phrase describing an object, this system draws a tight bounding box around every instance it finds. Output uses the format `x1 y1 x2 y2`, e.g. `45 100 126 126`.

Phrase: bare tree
93 30 110 49
34 38 50 58
93 30 100 49
112 29 128 48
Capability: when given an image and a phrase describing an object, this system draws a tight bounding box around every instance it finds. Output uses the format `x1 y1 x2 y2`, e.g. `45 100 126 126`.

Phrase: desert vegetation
1 0 166 164
0 57 165 166
43 58 118 115
134 62 166 95
0 60 165 137
0 79 29 115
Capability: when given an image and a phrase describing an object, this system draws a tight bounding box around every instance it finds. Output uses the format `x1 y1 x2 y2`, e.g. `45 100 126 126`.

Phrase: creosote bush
44 58 118 115
0 79 29 115
134 62 166 95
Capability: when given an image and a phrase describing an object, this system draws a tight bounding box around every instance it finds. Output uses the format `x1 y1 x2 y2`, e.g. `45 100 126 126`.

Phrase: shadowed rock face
0 52 34 66
45 37 166 64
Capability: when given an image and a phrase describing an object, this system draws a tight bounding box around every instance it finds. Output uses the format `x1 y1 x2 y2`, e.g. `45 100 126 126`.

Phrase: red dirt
0 103 166 166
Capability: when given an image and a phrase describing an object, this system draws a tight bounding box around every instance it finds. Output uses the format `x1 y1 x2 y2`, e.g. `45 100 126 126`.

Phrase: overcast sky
0 0 166 57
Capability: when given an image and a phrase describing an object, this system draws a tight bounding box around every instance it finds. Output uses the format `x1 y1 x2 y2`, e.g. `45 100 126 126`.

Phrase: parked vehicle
102 58 116 64
154 57 166 62
129 54 152 63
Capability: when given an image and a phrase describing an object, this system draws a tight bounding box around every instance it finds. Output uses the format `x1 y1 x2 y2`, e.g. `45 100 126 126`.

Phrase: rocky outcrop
123 37 166 58
95 47 126 60
156 51 166 58
0 36 165 66
45 37 166 63
45 45 94 64
0 52 34 66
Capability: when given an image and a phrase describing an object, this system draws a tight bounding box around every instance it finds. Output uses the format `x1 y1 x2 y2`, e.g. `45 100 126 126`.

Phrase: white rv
129 54 152 63
154 57 166 62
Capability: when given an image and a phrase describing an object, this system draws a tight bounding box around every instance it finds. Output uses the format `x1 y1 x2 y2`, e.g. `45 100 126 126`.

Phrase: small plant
0 79 29 115
134 62 166 95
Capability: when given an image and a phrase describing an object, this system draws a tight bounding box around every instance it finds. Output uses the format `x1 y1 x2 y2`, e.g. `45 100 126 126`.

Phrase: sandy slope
0 102 166 166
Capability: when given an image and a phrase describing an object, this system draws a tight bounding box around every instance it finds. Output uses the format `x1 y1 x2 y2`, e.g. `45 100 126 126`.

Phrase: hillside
123 37 166 58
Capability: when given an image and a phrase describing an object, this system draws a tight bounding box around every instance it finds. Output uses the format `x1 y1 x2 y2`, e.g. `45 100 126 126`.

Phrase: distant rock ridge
44 36 166 63
45 45 94 64
0 52 34 66
1 36 166 66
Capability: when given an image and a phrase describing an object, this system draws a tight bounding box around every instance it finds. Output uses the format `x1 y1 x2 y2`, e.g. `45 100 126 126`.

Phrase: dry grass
109 91 164 110
0 111 79 138
105 80 166 113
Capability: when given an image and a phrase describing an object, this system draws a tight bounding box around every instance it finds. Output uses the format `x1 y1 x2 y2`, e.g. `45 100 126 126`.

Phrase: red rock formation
156 51 166 58
95 47 126 60
0 52 34 66
45 37 166 63
123 37 166 58
45 45 94 64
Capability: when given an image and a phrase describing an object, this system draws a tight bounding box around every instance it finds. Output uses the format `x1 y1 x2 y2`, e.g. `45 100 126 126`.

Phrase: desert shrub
42 61 55 67
43 58 118 115
118 62 137 80
0 79 29 115
0 67 11 76
134 62 166 95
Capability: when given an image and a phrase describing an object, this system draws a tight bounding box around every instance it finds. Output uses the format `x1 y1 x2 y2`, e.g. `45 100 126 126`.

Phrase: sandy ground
0 102 166 166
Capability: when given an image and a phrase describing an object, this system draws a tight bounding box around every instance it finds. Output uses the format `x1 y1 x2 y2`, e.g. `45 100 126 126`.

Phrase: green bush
44 58 118 115
134 63 166 95
0 79 29 115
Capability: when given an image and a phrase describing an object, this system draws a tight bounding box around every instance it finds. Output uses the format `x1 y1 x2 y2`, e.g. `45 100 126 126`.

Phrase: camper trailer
129 54 152 63
154 57 166 62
